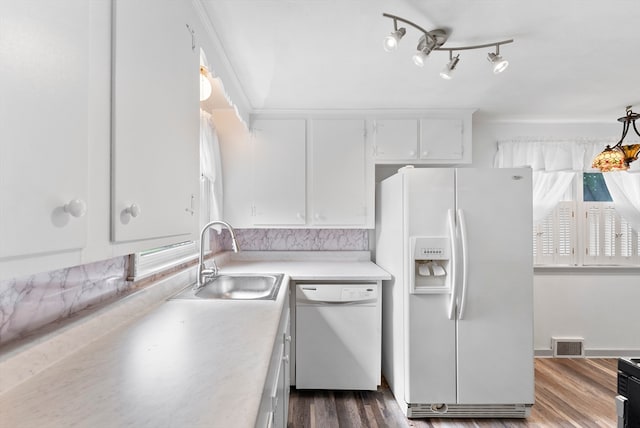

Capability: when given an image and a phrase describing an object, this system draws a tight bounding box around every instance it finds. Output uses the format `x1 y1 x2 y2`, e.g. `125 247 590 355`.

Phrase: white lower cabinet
259 290 291 428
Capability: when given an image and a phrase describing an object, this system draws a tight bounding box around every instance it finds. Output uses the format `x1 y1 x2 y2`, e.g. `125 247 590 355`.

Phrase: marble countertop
0 253 390 428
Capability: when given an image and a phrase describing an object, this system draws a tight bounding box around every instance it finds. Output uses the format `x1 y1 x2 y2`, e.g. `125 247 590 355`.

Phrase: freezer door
455 168 534 404
404 168 457 403
405 293 457 403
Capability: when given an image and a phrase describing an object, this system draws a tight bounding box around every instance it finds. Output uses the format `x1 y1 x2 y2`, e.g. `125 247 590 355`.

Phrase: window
534 172 639 266
129 241 198 280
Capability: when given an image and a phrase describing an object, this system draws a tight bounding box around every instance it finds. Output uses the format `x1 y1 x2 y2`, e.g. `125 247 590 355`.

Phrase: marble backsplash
213 228 370 251
0 228 368 346
0 257 131 346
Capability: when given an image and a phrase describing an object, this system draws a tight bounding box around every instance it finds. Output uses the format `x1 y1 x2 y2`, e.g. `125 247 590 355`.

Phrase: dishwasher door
295 283 380 390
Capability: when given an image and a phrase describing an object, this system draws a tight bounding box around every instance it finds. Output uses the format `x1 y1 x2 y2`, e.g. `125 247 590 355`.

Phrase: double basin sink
172 273 284 301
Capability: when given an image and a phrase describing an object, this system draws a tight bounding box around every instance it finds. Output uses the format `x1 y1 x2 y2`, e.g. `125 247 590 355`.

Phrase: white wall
473 118 640 355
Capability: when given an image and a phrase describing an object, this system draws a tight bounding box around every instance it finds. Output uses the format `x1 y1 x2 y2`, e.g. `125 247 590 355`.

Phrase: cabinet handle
125 203 141 218
296 212 305 220
422 151 429 157
409 150 416 156
282 355 290 363
285 335 292 343
63 199 87 218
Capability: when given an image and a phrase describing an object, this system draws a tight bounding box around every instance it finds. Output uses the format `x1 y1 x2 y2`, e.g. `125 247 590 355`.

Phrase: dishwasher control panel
296 283 378 303
341 287 376 301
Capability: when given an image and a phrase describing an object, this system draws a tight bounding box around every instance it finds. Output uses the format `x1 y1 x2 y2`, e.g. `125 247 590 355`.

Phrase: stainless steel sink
172 273 284 301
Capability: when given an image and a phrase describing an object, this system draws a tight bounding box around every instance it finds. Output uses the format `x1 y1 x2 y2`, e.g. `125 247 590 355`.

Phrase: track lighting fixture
384 28 406 52
440 52 460 80
487 46 509 74
412 30 447 67
592 106 640 172
382 13 513 78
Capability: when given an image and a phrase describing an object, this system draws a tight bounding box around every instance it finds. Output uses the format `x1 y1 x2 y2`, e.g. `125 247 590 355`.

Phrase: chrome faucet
195 220 240 289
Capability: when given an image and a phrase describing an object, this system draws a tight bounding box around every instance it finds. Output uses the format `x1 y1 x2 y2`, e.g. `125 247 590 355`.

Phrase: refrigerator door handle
457 208 469 320
447 209 458 320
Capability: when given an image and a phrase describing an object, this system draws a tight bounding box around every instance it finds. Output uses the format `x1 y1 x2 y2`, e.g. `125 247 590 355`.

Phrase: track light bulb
383 28 406 52
440 54 460 79
487 52 509 74
412 50 428 67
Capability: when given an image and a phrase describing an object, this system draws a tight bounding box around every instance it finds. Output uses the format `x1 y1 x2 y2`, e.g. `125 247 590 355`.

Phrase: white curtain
496 139 640 227
603 172 640 232
200 110 223 229
495 140 581 224
532 171 575 223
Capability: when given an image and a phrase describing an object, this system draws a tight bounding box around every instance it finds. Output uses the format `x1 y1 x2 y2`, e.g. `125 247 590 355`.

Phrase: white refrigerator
375 167 534 418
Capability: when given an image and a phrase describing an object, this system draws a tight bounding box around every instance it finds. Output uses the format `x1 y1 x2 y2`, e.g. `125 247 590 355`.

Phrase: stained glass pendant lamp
592 107 640 172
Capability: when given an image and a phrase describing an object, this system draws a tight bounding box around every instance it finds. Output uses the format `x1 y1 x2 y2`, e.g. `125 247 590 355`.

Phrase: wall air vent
551 337 585 357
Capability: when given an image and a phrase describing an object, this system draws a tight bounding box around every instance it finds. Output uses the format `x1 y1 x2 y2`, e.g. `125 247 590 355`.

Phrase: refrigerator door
404 169 458 403
455 168 534 404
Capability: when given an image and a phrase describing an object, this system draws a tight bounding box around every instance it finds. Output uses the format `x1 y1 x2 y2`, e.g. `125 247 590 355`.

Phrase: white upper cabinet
0 1 89 263
111 0 200 243
221 116 374 228
372 111 473 164
373 119 419 160
311 119 371 227
251 119 306 226
419 118 464 160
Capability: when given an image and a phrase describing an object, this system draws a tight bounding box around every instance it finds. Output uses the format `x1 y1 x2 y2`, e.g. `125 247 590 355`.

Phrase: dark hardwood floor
288 358 618 428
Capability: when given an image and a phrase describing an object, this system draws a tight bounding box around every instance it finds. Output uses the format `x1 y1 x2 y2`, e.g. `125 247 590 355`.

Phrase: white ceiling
200 0 640 122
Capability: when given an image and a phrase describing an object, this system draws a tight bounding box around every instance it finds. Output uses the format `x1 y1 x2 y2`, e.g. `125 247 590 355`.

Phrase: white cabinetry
372 111 473 164
310 119 370 227
236 117 372 228
372 119 419 160
419 118 464 160
111 0 199 243
259 290 291 428
0 1 89 264
251 119 306 226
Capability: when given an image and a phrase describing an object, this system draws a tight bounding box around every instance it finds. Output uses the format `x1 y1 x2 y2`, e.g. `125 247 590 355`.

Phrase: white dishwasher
295 282 380 391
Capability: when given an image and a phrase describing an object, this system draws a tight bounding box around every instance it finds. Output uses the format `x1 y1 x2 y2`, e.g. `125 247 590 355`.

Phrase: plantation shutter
584 203 640 265
533 201 575 265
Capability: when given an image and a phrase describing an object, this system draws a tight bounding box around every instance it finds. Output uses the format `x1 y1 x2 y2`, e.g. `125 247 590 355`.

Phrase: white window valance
495 139 640 227
493 139 624 172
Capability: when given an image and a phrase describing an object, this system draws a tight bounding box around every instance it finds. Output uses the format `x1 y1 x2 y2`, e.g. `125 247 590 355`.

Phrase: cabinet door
311 119 369 226
0 1 89 261
252 119 306 225
111 0 199 242
373 119 418 160
419 118 464 160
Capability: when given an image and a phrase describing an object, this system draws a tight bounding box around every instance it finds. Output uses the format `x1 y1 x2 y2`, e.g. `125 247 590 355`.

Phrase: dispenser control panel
419 247 446 257
413 237 450 260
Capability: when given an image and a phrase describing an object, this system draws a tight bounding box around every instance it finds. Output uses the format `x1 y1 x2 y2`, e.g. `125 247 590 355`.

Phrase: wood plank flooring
287 358 618 428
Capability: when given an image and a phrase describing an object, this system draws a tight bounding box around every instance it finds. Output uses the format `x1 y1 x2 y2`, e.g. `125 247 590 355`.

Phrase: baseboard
535 348 639 358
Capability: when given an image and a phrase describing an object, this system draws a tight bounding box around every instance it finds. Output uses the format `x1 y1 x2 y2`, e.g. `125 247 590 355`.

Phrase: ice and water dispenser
410 236 451 294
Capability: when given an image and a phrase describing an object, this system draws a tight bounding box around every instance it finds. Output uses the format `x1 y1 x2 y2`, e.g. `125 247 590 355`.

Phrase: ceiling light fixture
592 106 640 172
382 13 514 77
384 27 406 52
412 30 447 67
487 45 509 74
440 52 460 80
